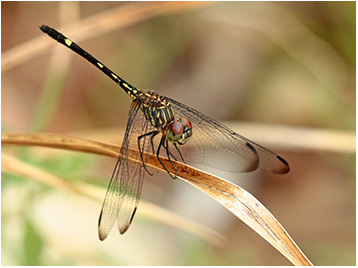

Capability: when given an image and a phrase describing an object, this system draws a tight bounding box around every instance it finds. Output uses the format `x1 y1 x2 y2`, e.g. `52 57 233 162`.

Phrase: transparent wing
98 101 151 240
116 159 145 235
98 157 122 241
167 98 289 174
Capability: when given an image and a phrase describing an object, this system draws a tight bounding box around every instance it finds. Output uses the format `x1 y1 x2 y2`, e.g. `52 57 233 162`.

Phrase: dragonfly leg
168 144 179 161
164 139 178 178
156 136 176 179
173 143 186 163
149 131 158 155
162 141 178 161
138 130 159 176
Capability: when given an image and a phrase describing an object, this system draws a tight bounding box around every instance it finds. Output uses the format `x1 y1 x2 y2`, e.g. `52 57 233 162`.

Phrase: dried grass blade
180 174 313 266
2 132 312 265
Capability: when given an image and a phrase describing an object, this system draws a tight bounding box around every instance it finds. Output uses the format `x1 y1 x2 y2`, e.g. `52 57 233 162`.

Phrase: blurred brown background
2 1 355 265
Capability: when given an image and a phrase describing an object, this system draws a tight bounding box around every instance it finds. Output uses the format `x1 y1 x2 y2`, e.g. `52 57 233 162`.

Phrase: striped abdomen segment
40 25 142 101
140 91 174 129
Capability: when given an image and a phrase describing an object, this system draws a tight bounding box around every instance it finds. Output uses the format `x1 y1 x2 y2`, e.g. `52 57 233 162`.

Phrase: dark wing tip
119 224 130 235
245 142 260 172
98 210 109 241
119 227 129 235
119 207 138 235
98 210 108 241
98 233 107 241
275 155 290 174
98 228 108 241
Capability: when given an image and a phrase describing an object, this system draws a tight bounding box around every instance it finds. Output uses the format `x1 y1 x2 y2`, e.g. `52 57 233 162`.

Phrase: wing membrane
98 101 152 240
167 98 289 174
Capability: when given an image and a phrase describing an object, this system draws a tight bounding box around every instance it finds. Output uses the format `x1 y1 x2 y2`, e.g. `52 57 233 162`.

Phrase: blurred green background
2 1 355 265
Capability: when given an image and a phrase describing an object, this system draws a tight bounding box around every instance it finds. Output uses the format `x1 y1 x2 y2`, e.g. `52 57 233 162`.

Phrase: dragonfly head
166 116 192 145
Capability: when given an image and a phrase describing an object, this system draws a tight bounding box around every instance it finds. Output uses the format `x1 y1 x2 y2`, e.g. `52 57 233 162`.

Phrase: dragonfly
40 25 290 241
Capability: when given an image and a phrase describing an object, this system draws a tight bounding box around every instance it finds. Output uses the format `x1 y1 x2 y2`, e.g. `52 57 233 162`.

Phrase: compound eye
179 117 192 129
170 121 184 135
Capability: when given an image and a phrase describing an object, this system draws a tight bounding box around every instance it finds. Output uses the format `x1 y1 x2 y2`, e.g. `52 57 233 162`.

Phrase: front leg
156 135 177 179
137 130 160 175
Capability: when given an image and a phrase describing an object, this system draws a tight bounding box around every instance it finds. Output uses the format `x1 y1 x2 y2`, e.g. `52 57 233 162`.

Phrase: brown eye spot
179 117 192 129
170 121 184 135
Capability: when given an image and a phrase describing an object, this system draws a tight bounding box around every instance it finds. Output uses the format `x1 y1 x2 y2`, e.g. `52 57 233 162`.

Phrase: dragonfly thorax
139 90 174 129
138 91 192 144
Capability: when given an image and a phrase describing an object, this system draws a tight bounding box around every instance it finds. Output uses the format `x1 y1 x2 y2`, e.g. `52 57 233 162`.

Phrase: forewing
98 157 122 241
98 101 149 240
116 161 145 234
167 98 289 174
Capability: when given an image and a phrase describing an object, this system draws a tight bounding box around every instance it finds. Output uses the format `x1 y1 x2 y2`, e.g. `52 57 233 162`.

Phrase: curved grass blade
2 132 312 265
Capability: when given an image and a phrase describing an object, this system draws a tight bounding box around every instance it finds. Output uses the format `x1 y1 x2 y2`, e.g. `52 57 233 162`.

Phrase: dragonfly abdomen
40 25 143 101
